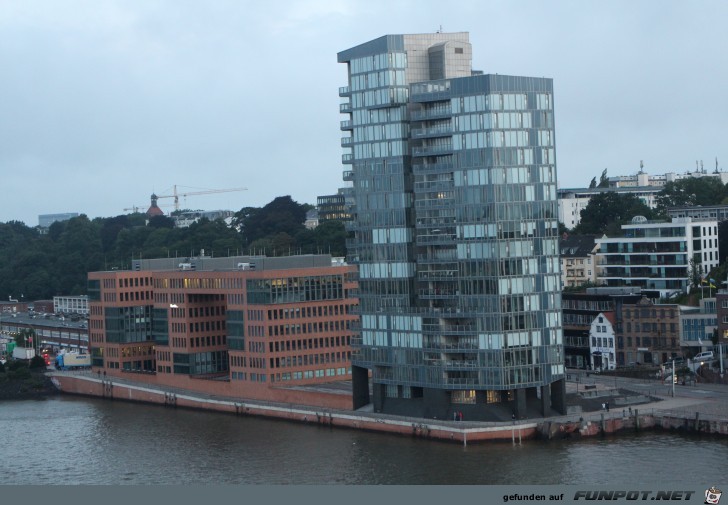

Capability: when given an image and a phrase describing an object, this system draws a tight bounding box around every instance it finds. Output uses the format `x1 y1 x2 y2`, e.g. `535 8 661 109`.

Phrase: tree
573 192 654 235
597 169 609 188
655 178 727 214
688 257 704 290
240 196 308 246
588 177 597 189
148 215 175 229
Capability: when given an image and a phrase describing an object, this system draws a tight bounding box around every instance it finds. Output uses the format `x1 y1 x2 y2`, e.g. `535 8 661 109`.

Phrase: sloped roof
560 234 598 257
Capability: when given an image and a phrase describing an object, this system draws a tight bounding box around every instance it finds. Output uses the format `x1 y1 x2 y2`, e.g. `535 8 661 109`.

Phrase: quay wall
51 374 539 443
52 374 728 444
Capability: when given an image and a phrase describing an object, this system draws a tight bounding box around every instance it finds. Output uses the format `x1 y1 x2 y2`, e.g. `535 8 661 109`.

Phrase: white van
694 351 714 362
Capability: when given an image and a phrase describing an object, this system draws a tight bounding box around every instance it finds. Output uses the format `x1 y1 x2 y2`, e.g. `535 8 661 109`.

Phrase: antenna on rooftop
437 24 443 33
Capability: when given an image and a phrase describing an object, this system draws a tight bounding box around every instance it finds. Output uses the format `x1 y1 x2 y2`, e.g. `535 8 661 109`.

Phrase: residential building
304 209 319 230
87 254 359 409
560 234 599 289
589 312 616 371
38 212 79 228
172 210 235 228
619 297 680 366
596 216 719 297
559 167 728 229
604 167 728 189
717 291 728 341
54 295 89 316
339 32 565 421
562 288 642 369
667 204 728 223
558 186 661 230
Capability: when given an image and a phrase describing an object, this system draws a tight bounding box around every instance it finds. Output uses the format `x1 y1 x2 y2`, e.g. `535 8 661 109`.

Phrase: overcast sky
1 0 726 226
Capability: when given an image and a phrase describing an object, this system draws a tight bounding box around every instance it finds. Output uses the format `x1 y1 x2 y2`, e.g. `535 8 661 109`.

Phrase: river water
2 396 727 485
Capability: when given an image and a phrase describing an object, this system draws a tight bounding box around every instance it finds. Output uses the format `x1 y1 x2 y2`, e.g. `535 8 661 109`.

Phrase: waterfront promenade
48 369 728 444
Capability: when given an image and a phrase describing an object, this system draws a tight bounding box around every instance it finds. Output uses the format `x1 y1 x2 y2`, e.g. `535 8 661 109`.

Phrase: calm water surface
2 396 727 485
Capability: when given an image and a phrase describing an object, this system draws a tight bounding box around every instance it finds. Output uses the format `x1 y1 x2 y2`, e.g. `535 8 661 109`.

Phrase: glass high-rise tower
339 33 565 421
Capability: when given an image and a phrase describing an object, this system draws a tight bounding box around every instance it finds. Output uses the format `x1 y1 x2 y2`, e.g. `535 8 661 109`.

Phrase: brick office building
87 254 359 408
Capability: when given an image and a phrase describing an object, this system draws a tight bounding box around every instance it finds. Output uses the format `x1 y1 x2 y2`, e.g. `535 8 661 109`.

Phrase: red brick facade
88 257 358 408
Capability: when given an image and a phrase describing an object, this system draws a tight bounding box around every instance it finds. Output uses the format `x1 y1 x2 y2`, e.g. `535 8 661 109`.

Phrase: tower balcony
340 102 352 113
341 136 353 147
342 153 354 164
411 126 453 139
410 108 452 121
338 86 351 97
412 144 453 157
340 120 353 130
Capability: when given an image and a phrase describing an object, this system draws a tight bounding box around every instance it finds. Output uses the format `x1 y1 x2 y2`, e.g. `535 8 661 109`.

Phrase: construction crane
155 185 248 212
124 186 248 214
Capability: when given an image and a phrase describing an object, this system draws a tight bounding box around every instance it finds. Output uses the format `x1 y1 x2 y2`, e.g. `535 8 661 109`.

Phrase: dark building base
355 373 567 422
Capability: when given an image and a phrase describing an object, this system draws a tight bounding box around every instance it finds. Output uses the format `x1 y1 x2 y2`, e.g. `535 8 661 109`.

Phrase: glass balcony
411 125 453 139
338 86 351 97
342 170 354 181
412 161 455 174
342 153 353 164
340 120 353 130
410 108 452 121
340 102 352 113
412 144 453 156
341 136 352 147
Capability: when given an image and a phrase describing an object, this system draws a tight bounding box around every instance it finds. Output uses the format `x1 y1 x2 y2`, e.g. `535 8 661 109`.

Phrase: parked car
694 351 714 363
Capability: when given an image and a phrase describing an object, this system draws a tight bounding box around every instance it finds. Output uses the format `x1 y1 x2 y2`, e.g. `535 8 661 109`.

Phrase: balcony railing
340 120 353 130
412 144 453 156
338 86 351 97
410 108 451 121
411 126 453 139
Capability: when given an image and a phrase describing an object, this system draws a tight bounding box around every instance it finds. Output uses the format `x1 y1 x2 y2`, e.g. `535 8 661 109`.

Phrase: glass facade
339 33 565 418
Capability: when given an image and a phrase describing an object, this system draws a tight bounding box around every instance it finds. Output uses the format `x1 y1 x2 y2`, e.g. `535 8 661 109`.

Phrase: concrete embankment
50 373 728 445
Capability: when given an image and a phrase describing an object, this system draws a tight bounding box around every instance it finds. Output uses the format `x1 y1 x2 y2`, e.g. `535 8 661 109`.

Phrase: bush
7 360 28 372
7 367 31 381
29 356 46 369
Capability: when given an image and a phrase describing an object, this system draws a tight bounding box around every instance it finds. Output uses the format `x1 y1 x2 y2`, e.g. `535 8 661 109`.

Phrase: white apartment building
559 168 728 229
596 217 719 297
608 169 728 188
